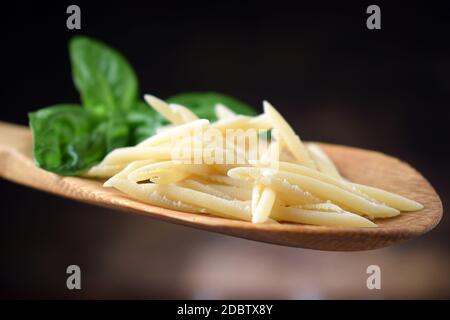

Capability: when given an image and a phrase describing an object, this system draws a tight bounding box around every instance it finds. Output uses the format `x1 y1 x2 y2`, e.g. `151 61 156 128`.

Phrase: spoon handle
0 121 55 189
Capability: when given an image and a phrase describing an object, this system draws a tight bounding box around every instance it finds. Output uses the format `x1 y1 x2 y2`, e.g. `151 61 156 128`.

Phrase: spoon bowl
0 121 442 251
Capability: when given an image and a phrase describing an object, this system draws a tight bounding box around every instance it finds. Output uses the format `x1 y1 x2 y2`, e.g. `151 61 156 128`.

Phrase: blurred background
0 0 449 298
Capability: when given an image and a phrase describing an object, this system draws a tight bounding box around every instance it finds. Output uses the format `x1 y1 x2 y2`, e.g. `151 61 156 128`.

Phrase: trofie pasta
90 94 424 228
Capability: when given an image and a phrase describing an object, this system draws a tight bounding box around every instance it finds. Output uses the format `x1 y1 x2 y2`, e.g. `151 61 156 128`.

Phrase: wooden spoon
0 121 442 251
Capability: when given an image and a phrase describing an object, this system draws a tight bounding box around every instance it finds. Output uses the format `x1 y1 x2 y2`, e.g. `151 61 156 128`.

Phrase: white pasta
211 116 252 131
251 183 264 213
201 173 253 189
212 115 272 132
297 202 346 213
138 119 209 147
180 179 234 200
144 94 184 124
100 146 174 165
103 160 158 185
127 161 210 183
105 178 204 213
271 205 377 228
228 167 400 218
263 101 315 168
208 184 252 201
352 183 423 212
307 143 342 179
169 103 199 123
249 160 375 202
152 184 252 221
252 186 276 224
155 124 176 134
84 163 127 178
97 94 422 228
215 103 237 120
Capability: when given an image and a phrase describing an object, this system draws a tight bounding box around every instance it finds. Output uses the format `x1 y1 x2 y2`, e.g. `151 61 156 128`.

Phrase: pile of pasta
86 94 423 227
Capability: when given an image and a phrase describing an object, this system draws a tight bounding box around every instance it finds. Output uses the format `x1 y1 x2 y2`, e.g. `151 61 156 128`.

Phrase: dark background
0 1 449 298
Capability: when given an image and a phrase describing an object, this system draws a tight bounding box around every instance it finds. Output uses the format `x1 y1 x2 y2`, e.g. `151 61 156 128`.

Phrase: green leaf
127 101 168 144
30 36 262 177
29 105 106 175
105 115 131 152
166 92 257 121
69 36 138 117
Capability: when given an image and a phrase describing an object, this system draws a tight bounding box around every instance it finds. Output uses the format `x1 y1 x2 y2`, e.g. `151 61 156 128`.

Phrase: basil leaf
30 36 261 177
166 92 257 121
105 115 130 152
29 105 106 175
127 101 168 144
69 36 138 117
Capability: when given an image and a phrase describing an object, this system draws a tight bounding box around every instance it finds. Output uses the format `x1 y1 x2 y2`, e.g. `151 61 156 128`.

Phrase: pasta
180 179 234 200
169 103 199 123
352 183 423 212
263 101 315 169
137 119 209 147
252 186 277 223
215 103 237 120
211 115 271 132
127 161 210 183
307 143 342 179
227 167 400 218
208 184 252 201
144 95 189 124
271 205 378 228
98 93 423 228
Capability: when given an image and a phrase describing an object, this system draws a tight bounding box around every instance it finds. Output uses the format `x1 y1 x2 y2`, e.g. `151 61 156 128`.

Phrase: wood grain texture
0 121 442 251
